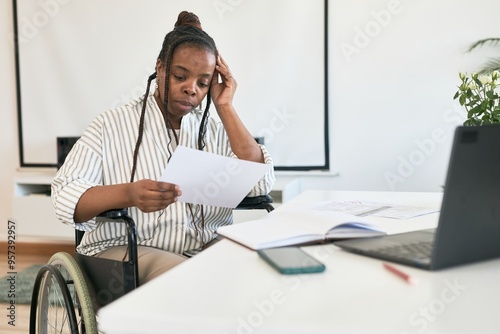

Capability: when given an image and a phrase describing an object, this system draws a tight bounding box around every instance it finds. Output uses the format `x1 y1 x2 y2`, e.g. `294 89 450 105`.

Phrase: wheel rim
34 266 78 333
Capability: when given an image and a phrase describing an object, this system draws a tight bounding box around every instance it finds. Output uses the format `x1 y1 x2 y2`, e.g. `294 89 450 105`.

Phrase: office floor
0 243 72 333
0 253 50 333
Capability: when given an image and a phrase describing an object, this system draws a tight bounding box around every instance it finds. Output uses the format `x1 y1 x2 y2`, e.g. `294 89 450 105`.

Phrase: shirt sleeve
51 118 105 231
247 144 276 197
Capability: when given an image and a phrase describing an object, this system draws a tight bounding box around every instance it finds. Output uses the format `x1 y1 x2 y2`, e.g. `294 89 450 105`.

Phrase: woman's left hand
211 54 237 109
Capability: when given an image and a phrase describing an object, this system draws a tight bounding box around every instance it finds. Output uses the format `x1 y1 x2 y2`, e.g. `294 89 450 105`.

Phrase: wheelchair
29 195 274 334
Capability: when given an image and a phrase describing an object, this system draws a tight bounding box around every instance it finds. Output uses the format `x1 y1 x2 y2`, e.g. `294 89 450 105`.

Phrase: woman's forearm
73 180 180 223
216 104 264 163
74 183 133 223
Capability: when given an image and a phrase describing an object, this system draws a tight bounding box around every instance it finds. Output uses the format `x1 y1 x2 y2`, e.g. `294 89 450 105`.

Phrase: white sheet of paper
159 146 270 208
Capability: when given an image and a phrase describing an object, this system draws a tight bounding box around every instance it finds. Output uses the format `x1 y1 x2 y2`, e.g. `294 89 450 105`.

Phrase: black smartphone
257 247 326 275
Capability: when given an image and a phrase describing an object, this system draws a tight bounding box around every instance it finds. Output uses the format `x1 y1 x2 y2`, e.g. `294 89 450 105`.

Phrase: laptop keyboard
371 241 434 261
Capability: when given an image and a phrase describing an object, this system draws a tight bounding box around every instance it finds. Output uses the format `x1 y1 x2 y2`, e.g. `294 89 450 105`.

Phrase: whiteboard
14 0 328 170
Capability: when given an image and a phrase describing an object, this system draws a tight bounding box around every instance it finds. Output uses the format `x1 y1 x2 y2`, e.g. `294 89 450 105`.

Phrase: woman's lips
175 100 194 112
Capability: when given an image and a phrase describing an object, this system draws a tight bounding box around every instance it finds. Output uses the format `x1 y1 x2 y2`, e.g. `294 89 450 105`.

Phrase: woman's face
156 45 216 128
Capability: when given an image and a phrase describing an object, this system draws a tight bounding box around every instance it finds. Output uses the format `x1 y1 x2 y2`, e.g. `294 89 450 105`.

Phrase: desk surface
98 191 500 333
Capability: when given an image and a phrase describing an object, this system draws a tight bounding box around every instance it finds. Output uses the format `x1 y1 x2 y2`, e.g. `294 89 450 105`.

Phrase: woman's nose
183 82 196 96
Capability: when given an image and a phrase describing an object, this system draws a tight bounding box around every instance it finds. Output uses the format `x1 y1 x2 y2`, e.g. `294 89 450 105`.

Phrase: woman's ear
156 59 165 90
156 58 163 73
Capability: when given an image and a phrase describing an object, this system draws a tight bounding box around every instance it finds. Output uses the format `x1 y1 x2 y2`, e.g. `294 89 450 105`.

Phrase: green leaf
473 76 482 87
467 38 500 52
459 94 466 105
469 105 483 116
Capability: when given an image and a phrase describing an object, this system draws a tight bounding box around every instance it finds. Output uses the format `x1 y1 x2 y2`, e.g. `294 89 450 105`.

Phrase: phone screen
257 247 326 274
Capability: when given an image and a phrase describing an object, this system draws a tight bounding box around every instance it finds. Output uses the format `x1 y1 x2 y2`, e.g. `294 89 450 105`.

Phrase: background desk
98 191 500 333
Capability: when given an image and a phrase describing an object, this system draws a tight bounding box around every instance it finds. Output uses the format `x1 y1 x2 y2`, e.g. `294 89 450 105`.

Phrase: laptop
334 125 500 270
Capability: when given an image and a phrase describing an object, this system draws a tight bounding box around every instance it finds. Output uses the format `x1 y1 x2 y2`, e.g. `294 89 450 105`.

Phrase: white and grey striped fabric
52 93 275 256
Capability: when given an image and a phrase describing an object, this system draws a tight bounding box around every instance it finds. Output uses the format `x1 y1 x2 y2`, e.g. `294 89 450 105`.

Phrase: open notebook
217 209 389 250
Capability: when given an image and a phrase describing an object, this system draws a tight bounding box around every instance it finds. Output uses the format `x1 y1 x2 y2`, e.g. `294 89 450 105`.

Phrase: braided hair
130 11 218 183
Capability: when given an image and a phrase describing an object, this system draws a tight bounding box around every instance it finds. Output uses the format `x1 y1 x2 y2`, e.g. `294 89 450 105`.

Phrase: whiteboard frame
12 0 329 171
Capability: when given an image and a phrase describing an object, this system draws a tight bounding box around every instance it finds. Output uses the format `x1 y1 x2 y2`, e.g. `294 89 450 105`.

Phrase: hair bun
175 11 202 30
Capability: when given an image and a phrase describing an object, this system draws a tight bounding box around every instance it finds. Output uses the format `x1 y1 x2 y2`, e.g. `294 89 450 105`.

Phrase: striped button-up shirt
52 93 275 256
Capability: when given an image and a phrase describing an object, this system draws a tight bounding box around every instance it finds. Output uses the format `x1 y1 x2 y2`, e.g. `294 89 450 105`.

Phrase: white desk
98 191 500 333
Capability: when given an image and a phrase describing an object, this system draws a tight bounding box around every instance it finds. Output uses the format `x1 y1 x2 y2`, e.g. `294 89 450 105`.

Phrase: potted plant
454 38 500 125
454 71 500 126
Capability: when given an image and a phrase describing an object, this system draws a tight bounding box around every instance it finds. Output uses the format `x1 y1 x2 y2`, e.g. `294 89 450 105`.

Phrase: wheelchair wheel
30 252 97 334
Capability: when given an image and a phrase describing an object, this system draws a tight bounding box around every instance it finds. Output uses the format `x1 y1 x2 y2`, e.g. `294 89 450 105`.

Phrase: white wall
292 0 499 192
1 0 499 239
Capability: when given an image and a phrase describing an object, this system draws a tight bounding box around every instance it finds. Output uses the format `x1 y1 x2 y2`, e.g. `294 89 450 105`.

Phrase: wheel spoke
30 253 96 334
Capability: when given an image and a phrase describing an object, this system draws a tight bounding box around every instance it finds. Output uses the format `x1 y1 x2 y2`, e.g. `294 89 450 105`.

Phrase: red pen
383 263 419 285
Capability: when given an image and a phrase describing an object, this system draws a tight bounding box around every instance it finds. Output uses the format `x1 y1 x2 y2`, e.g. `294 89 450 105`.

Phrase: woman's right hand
128 179 182 213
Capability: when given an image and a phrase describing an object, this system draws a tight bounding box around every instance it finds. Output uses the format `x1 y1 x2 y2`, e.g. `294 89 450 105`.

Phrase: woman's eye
174 75 184 81
199 82 209 88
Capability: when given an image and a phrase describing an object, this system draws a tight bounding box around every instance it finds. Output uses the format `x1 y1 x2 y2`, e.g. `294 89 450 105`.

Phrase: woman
52 11 275 284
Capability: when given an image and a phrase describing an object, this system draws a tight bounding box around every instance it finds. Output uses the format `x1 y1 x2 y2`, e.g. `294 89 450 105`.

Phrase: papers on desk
159 146 270 208
312 200 439 219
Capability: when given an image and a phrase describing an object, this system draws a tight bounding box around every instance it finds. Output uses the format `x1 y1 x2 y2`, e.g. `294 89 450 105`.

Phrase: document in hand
159 146 270 208
217 209 387 250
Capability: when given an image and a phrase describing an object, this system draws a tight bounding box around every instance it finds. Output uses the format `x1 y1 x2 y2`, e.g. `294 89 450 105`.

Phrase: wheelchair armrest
97 208 129 219
76 208 133 247
235 194 275 212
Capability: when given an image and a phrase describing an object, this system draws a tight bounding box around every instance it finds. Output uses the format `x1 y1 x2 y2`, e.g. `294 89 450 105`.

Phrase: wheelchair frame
29 194 273 334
